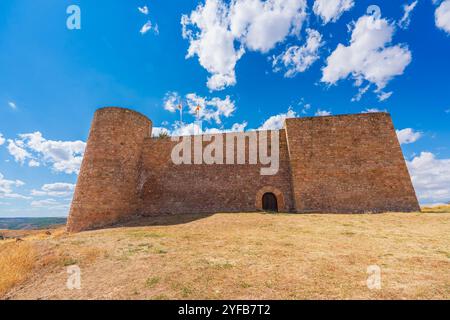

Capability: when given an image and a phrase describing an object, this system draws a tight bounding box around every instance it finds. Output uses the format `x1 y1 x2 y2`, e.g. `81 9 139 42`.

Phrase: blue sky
0 0 449 217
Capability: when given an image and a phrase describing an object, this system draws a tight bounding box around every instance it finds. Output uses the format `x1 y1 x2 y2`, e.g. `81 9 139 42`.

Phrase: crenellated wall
67 107 420 232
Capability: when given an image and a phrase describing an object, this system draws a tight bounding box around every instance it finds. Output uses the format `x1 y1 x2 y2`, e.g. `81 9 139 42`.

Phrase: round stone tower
67 107 152 232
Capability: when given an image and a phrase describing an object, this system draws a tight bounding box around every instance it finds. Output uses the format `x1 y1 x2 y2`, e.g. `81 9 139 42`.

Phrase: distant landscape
0 218 67 230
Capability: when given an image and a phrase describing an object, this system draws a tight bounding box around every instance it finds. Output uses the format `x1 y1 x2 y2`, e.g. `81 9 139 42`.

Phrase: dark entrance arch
262 193 278 212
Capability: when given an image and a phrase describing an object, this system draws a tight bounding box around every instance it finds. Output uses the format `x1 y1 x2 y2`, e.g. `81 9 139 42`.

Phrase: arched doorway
262 192 278 212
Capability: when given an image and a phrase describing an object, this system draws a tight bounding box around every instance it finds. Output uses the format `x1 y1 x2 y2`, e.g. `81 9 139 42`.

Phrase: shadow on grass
110 212 218 228
105 210 292 229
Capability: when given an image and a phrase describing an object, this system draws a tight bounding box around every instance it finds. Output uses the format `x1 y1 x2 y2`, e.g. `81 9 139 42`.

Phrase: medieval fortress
67 107 420 232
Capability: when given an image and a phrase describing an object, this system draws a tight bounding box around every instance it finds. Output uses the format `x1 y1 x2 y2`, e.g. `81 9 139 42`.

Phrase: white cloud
164 92 181 112
259 108 297 130
313 0 354 24
140 21 159 35
0 133 5 146
398 1 418 29
322 15 412 97
31 183 75 197
8 132 86 174
159 92 240 136
181 0 244 91
8 101 17 109
154 120 248 137
361 108 386 113
31 198 70 210
181 0 307 90
229 0 307 52
377 91 393 101
315 109 332 116
407 152 450 203
396 128 422 144
272 28 323 77
230 121 248 132
138 6 149 15
300 102 311 114
28 159 40 167
185 93 236 124
7 139 31 164
152 127 172 137
0 172 29 200
435 0 450 34
351 84 370 102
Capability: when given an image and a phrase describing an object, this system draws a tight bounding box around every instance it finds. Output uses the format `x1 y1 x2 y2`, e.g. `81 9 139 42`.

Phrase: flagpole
178 104 183 126
180 105 183 126
195 105 201 135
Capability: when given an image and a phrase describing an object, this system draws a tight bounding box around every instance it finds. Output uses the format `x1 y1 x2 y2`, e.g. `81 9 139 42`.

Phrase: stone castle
67 107 420 232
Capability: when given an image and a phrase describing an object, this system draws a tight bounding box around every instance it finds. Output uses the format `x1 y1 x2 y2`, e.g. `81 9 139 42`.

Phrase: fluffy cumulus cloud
435 0 450 34
31 183 75 197
272 28 323 77
398 1 418 29
153 120 248 137
185 93 235 124
321 15 412 100
313 0 354 24
0 172 28 199
259 108 297 130
396 128 422 144
407 152 450 203
7 139 31 164
7 132 86 174
164 92 236 124
181 0 307 90
164 91 181 112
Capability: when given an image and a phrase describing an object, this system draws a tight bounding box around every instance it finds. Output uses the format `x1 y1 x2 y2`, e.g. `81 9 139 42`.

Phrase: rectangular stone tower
284 112 420 213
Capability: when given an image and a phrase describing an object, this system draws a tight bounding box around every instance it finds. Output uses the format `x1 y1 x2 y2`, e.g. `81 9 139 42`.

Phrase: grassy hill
1 212 449 300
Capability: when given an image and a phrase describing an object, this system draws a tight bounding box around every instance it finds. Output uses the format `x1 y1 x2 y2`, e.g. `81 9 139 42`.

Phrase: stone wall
139 130 295 215
284 113 420 213
67 107 420 232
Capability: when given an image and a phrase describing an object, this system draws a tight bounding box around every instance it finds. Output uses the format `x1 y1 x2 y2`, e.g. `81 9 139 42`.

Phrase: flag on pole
195 105 201 120
195 105 202 135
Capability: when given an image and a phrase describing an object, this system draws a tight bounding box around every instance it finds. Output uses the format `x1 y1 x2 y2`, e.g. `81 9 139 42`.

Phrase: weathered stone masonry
67 107 420 232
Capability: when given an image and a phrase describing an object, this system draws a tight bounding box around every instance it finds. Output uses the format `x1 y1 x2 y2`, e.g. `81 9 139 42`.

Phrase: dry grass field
1 211 449 300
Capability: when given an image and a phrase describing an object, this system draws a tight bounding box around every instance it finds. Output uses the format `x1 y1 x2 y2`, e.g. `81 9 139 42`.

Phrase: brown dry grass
2 212 449 300
422 205 450 213
0 242 36 296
